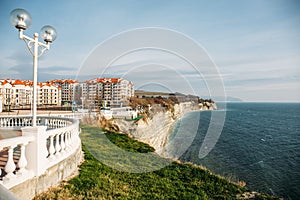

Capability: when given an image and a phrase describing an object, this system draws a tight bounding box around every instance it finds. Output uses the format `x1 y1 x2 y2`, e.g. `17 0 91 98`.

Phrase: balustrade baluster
4 146 16 180
71 128 75 141
55 134 61 156
68 131 72 145
17 144 28 175
60 133 65 153
48 136 55 159
65 131 70 150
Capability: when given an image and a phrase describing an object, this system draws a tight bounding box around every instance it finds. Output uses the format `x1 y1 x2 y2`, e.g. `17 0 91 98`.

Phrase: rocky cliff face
111 101 217 156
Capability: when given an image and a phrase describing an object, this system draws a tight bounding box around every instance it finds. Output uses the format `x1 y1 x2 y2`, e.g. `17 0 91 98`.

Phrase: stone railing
0 116 81 191
0 116 73 129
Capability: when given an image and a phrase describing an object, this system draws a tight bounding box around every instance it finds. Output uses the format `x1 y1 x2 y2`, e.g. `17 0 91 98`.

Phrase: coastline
79 102 294 199
106 101 215 156
34 124 280 199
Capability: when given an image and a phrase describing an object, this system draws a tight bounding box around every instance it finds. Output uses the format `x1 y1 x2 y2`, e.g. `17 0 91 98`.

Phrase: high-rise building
49 79 77 105
75 78 134 108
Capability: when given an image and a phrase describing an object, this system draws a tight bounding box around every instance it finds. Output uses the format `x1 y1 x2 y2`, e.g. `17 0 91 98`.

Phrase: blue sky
0 0 299 102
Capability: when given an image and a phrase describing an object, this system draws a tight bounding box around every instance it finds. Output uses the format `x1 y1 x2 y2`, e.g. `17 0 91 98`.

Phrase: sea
168 103 300 200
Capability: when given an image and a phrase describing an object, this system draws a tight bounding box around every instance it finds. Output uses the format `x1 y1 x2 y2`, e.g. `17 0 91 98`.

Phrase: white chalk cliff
112 101 217 157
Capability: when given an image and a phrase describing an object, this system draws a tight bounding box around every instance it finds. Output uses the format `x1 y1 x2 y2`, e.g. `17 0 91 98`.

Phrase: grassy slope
34 125 279 200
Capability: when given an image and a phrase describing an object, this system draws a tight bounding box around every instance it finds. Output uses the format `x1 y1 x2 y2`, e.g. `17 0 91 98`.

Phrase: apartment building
0 77 133 109
0 79 14 106
49 79 77 105
0 79 61 109
37 82 61 106
75 78 134 108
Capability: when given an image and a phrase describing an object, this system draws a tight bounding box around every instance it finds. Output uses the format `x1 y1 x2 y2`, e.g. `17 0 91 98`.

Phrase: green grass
104 128 154 153
34 125 280 200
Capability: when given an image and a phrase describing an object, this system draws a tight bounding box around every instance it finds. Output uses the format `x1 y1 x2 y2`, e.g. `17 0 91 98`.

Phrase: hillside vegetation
34 125 280 200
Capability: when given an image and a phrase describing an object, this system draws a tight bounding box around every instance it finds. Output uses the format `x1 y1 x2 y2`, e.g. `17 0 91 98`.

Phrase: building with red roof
0 79 61 110
74 77 134 108
0 77 133 110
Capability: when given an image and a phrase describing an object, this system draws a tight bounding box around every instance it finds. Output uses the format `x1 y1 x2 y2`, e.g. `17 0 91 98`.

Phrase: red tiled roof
93 78 121 84
1 78 124 87
13 79 25 85
48 79 78 84
1 80 8 85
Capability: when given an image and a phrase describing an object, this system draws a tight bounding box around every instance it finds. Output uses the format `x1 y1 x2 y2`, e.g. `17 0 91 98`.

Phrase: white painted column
21 126 48 176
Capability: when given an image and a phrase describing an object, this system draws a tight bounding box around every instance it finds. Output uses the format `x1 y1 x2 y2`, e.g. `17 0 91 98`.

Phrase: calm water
169 103 300 200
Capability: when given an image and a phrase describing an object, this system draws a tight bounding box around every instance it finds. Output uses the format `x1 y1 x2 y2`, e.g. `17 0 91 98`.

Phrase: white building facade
49 79 77 105
0 78 133 110
75 78 134 108
0 79 61 110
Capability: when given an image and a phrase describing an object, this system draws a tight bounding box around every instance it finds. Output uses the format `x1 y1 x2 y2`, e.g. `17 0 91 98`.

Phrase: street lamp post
10 8 57 127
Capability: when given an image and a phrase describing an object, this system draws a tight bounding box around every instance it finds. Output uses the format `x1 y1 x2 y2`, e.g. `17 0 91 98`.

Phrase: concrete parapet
10 143 83 200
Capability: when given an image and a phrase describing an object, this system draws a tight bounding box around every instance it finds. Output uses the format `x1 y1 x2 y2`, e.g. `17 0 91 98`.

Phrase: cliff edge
104 98 217 156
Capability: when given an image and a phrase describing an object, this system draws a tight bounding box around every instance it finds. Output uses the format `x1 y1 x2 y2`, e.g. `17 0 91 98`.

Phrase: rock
112 102 199 156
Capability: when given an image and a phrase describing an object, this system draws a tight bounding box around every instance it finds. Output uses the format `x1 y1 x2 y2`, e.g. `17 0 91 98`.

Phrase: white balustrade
4 146 16 180
0 116 73 129
0 116 32 128
48 136 55 159
54 133 61 156
17 143 28 175
60 132 66 153
0 116 81 189
65 131 70 151
0 136 35 187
